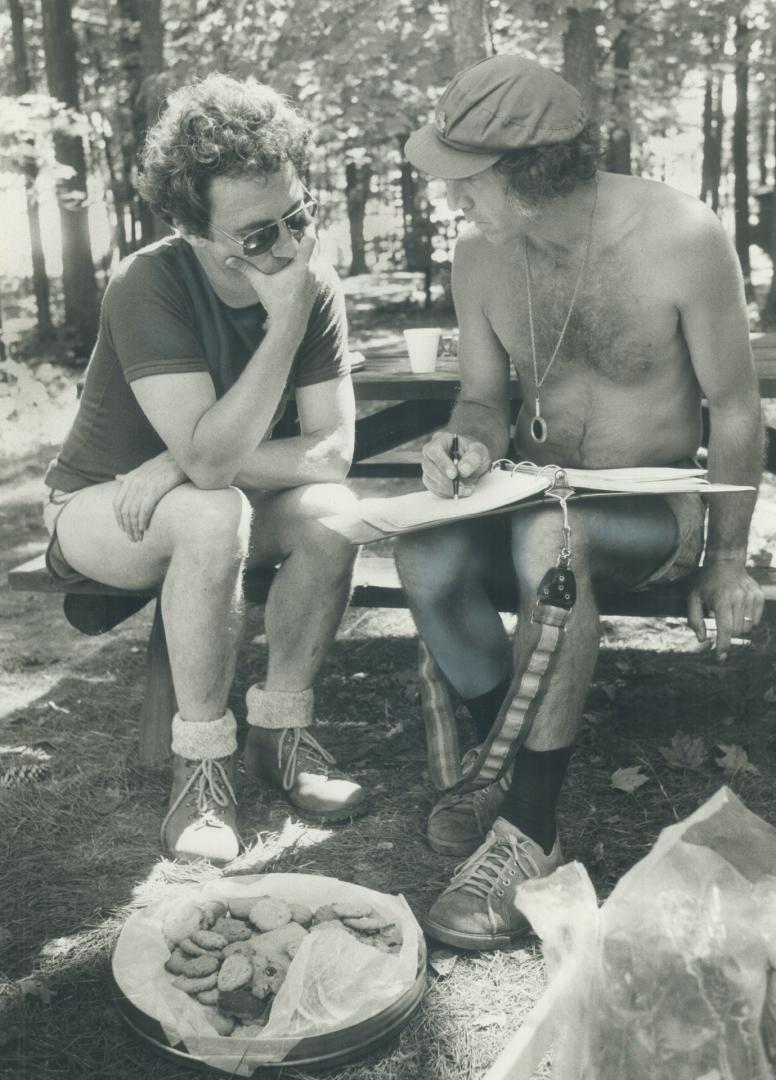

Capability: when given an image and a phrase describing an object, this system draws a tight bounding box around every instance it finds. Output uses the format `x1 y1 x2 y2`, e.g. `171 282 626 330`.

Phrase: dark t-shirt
45 236 349 492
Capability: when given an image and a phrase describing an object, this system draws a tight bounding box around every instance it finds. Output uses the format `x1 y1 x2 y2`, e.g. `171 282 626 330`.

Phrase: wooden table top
352 333 776 399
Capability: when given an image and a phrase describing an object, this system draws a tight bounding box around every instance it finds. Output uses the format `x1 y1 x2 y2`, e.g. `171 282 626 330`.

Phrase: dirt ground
2 285 776 1079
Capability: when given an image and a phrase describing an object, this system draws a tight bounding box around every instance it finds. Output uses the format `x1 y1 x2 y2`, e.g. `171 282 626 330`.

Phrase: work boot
245 686 368 822
424 817 562 951
426 747 511 856
161 711 240 865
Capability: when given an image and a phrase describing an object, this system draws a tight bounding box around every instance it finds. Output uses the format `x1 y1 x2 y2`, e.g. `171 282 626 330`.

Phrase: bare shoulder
607 172 728 253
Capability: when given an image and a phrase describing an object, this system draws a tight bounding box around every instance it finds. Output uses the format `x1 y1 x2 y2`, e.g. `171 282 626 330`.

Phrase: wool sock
462 676 512 744
500 744 574 855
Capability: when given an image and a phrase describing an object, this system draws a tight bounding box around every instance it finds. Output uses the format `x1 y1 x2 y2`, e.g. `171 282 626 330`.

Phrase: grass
2 281 776 1078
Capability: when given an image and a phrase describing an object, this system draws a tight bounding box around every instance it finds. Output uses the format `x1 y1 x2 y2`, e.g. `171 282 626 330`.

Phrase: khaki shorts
42 488 89 584
632 491 706 590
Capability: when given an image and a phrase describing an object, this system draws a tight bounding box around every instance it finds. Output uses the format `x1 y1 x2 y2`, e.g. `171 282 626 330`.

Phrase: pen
451 433 460 500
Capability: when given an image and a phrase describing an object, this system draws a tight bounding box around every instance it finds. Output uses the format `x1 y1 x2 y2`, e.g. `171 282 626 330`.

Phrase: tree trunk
710 72 725 214
41 0 99 358
733 18 752 291
345 160 371 276
759 92 771 189
136 0 167 244
700 73 714 204
447 0 489 69
563 6 599 121
9 0 52 335
607 0 632 175
398 138 432 275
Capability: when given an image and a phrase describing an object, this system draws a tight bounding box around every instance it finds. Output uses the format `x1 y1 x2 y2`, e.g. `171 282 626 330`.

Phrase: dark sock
500 745 574 855
462 676 512 744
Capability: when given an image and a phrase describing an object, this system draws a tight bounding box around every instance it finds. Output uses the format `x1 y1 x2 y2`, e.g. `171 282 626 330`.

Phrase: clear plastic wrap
112 873 422 1075
491 787 776 1080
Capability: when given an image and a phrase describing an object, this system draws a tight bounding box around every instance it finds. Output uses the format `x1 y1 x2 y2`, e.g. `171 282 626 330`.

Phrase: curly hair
137 73 312 237
493 120 600 202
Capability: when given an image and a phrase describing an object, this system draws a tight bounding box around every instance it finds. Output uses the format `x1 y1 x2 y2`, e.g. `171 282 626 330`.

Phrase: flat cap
405 54 586 179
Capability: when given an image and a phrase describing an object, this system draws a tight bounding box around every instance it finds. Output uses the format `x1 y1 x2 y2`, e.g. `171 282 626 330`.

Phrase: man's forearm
232 431 352 491
187 323 301 487
449 399 511 462
704 403 763 563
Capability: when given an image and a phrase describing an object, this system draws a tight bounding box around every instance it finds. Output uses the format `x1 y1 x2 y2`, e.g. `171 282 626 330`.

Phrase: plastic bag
112 873 422 1075
510 787 776 1080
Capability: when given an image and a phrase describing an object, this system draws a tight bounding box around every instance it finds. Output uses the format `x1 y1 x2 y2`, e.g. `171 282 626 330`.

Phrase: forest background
2 0 776 363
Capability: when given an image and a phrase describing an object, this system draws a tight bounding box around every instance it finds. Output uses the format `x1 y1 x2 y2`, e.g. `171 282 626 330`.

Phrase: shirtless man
396 54 764 949
42 74 366 865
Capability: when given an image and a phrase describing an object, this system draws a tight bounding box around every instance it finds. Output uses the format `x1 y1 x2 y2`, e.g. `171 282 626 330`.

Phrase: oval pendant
530 415 548 443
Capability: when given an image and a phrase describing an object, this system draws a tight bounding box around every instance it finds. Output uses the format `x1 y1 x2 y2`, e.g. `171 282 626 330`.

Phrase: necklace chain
523 177 599 395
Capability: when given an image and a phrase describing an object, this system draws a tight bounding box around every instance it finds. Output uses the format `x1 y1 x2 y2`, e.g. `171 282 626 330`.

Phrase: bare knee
170 486 252 564
396 526 473 605
510 509 592 594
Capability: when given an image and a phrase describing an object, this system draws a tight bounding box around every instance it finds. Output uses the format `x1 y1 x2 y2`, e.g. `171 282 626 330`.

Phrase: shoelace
277 728 336 791
444 831 540 900
161 757 237 845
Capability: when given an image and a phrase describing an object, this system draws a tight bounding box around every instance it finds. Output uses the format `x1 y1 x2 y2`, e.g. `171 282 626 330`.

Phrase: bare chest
487 248 683 386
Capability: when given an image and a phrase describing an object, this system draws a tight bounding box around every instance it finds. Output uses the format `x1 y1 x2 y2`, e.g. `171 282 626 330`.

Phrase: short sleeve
103 250 209 383
293 264 350 388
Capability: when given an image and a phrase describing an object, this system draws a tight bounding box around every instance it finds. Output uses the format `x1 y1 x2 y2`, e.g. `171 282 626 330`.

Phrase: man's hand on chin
686 560 765 661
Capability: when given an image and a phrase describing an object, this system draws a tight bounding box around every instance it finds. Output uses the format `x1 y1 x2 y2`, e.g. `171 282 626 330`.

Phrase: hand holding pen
421 431 492 499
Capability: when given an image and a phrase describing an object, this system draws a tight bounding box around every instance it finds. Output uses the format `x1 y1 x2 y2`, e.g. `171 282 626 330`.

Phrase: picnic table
348 331 776 476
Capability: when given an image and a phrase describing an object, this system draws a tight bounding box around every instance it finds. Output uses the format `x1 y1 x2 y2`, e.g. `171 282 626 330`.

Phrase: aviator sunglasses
208 189 318 257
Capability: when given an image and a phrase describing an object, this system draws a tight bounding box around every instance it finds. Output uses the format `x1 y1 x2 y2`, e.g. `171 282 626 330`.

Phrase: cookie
190 929 229 951
197 988 219 1005
212 916 252 943
223 940 255 958
218 952 254 993
251 970 273 1000
343 915 392 933
235 1018 269 1036
288 902 313 927
178 937 208 957
252 921 306 958
332 899 373 920
227 896 264 920
248 897 292 932
178 952 220 978
172 971 218 994
164 948 190 976
218 988 266 1020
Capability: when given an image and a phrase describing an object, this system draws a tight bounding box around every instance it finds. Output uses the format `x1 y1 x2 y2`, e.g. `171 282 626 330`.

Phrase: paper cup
403 328 441 373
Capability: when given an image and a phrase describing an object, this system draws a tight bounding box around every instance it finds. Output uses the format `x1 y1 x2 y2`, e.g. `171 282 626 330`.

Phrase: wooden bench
9 553 776 767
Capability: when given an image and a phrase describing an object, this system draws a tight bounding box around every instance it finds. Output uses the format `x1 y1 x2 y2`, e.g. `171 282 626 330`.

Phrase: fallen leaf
610 766 650 793
428 950 458 978
659 733 706 771
716 743 759 775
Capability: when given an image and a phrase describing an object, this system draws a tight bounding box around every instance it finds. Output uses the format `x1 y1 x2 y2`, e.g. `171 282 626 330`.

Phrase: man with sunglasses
41 74 367 863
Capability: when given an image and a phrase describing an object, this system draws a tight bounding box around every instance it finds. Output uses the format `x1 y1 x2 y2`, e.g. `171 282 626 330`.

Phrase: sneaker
245 726 368 822
424 817 562 950
427 782 507 856
427 747 511 857
161 753 240 865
